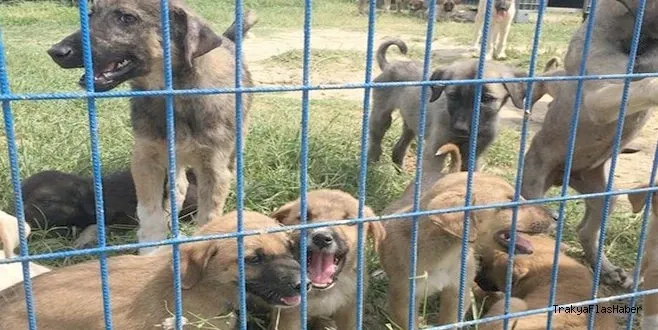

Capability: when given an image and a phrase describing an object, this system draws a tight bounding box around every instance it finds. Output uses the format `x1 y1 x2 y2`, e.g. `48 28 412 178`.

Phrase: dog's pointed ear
363 206 385 252
628 184 657 214
429 69 447 102
171 6 223 68
179 240 219 289
427 192 477 242
271 201 310 226
502 71 527 109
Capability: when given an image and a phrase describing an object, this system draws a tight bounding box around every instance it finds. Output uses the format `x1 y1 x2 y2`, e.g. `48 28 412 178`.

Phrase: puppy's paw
601 267 634 291
494 52 507 60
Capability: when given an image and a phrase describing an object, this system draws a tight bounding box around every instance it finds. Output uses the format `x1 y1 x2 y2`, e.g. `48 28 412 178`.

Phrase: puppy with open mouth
269 190 386 330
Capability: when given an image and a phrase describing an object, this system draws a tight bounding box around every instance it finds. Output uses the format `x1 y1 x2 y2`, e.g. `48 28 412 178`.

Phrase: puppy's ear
179 240 219 289
171 6 223 68
427 192 477 242
363 206 385 252
502 71 527 109
429 69 447 102
628 184 658 214
271 201 310 226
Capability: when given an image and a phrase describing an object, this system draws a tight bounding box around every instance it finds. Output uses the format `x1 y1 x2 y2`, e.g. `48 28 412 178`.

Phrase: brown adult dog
379 171 556 328
472 234 617 329
0 211 305 329
628 183 658 329
521 0 658 288
268 190 386 330
47 1 258 254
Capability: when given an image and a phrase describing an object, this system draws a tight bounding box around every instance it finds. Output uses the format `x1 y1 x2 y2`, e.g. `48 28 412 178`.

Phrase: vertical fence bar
0 28 38 330
297 0 313 327
461 0 494 324
354 0 378 327
406 0 438 328
545 0 599 328
626 143 658 329
77 0 113 328
156 0 184 329
232 1 248 328
588 1 648 328
502 0 548 329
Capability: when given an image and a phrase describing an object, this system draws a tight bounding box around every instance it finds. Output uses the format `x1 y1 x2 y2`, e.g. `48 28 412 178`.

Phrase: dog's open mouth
307 251 344 290
495 230 534 255
79 58 136 91
495 9 509 18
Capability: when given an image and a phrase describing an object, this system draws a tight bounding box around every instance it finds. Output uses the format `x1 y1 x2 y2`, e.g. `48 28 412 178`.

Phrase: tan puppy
0 210 51 292
380 171 556 328
473 0 515 60
473 234 617 329
0 211 304 329
269 190 386 330
628 183 658 330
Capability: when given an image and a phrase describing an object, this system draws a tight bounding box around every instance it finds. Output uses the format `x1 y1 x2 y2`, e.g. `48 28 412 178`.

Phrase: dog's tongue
280 296 301 306
309 251 336 285
514 235 534 255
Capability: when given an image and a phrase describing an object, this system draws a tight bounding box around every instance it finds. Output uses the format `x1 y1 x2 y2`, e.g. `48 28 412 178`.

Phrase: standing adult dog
0 211 305 329
47 1 258 254
521 0 658 289
368 38 529 173
472 0 515 60
268 190 385 330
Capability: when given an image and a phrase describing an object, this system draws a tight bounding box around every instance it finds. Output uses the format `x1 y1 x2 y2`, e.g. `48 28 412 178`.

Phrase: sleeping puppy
0 210 51 292
380 170 556 328
472 233 617 329
0 211 305 329
21 169 198 247
368 38 535 174
268 190 386 330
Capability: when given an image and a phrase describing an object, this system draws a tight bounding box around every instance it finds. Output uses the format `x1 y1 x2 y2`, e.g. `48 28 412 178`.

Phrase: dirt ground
241 28 658 207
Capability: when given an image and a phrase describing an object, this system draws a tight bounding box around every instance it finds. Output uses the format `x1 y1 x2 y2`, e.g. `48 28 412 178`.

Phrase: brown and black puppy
268 190 386 330
21 169 198 248
379 172 556 329
472 234 617 329
0 211 304 329
47 1 258 254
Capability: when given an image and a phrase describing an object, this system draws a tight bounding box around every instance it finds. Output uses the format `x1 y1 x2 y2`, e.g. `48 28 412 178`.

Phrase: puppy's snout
292 279 313 292
443 1 455 12
312 232 334 248
48 44 72 59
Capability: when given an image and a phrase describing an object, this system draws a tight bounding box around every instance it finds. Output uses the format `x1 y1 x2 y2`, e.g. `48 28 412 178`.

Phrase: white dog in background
473 0 515 60
0 210 50 291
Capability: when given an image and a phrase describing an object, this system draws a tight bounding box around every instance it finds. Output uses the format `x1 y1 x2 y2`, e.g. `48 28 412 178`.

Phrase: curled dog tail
435 143 462 173
223 10 259 43
376 38 408 71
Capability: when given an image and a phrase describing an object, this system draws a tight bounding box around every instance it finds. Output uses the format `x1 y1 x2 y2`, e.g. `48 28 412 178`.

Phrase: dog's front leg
333 296 357 330
494 17 513 60
164 167 189 222
437 285 469 326
132 139 168 255
269 308 302 330
194 153 232 225
582 77 658 125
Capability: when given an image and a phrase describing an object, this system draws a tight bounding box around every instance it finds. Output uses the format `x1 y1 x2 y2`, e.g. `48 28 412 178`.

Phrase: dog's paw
494 52 507 60
601 267 635 290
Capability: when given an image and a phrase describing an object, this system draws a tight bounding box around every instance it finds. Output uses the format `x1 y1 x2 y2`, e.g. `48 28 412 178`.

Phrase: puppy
0 211 305 329
379 171 556 328
628 183 658 329
368 38 530 174
473 0 516 60
0 211 51 292
472 234 617 329
268 190 386 330
22 170 198 248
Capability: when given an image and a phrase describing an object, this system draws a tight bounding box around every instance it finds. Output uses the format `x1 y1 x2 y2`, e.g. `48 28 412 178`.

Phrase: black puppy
21 169 198 246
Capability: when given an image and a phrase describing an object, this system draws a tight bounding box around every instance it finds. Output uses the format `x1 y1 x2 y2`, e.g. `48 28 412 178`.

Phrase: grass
0 0 646 329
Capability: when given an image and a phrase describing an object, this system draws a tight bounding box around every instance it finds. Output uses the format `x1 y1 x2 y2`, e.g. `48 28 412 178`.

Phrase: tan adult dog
0 210 51 292
473 234 617 329
380 168 556 328
473 0 515 60
0 211 305 329
268 189 386 330
628 183 658 329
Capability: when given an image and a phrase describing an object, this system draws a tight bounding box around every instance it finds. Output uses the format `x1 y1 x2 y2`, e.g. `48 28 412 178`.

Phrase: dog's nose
292 279 313 292
47 44 73 60
312 232 334 248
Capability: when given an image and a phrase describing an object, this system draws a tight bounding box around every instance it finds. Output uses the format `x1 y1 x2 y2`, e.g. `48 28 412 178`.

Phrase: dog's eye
244 254 262 264
117 12 138 25
481 94 494 103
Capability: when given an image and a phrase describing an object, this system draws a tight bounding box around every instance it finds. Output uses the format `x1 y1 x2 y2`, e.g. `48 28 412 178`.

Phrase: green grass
0 0 645 328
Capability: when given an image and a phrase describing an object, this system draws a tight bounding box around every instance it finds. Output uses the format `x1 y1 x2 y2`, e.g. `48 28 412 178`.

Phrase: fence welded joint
5 72 658 102
1 185 656 266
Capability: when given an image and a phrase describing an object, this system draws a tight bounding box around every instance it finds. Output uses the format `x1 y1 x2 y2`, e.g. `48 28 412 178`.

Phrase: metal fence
0 0 657 329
